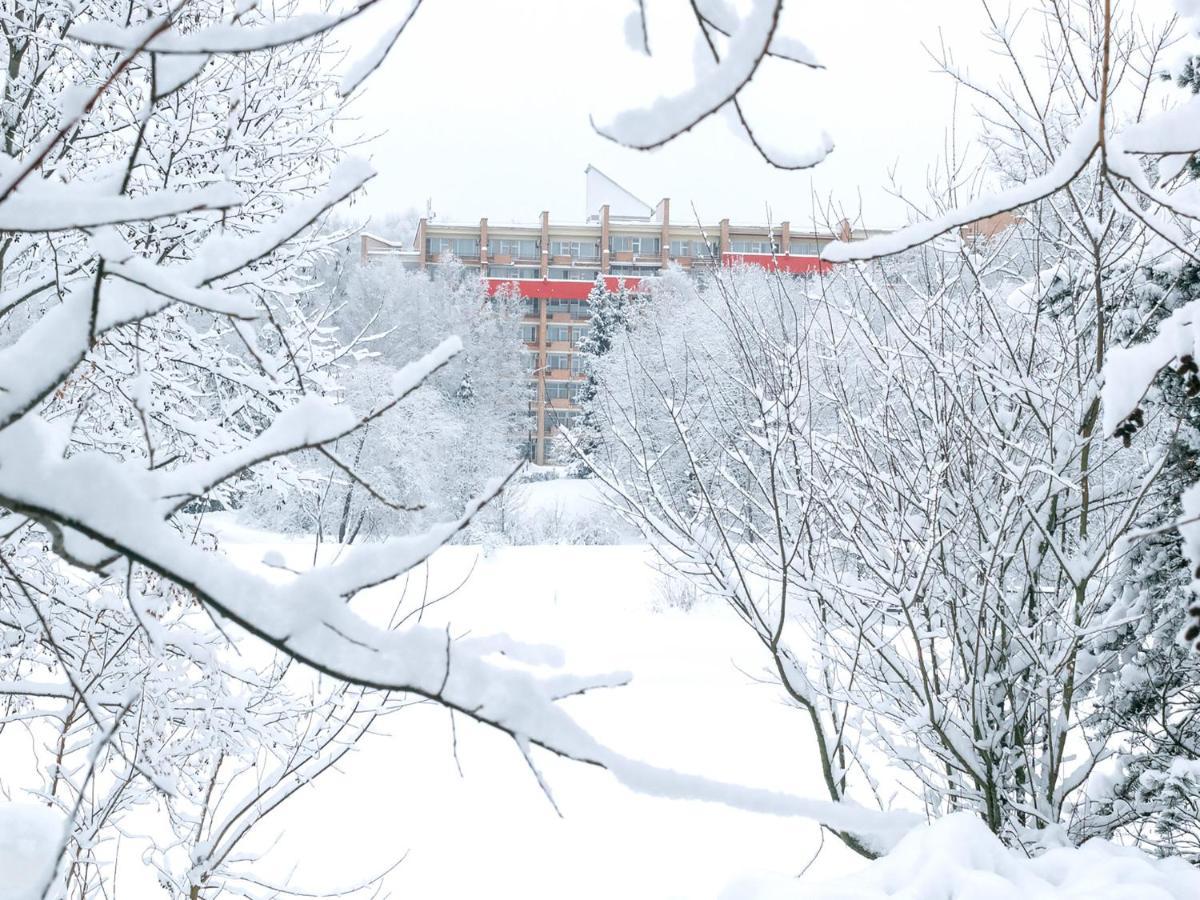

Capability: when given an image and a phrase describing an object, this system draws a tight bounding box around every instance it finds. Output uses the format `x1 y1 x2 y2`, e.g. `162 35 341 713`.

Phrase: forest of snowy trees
4 0 1200 896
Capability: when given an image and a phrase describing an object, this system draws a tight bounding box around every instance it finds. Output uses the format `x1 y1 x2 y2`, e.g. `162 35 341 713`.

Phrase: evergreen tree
1082 56 1200 859
456 371 476 405
565 277 631 476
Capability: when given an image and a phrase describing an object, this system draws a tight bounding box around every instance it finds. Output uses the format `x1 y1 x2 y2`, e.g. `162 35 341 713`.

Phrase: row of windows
521 351 588 374
728 239 822 255
669 239 717 258
426 237 480 257
431 235 822 261
519 324 592 345
609 235 660 255
550 239 600 259
548 323 589 343
547 298 590 317
547 352 587 372
544 380 583 401
490 265 542 280
489 238 540 258
729 239 774 254
548 268 599 281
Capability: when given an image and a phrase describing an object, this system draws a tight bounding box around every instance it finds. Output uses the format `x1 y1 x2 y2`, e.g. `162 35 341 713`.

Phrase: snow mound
722 813 1200 900
0 803 62 900
505 477 637 544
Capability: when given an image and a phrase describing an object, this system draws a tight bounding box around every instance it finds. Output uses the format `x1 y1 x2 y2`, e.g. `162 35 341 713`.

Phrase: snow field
199 536 866 898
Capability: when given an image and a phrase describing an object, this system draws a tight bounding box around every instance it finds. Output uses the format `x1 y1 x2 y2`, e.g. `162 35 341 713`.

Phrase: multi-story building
361 166 862 464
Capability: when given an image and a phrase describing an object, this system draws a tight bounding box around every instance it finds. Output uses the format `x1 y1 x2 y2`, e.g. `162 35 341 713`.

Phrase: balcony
430 252 484 265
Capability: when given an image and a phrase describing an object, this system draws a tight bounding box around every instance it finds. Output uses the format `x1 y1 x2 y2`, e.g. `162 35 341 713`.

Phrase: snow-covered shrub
496 477 633 545
585 0 1200 861
726 813 1200 900
0 0 885 893
653 571 705 614
241 256 528 543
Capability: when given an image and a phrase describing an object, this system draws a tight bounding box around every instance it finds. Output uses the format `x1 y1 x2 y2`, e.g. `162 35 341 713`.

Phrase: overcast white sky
335 1 1076 231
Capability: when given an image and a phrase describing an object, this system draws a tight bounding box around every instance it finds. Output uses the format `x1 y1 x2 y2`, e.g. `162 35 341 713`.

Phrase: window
611 264 656 277
549 239 600 260
546 324 570 343
571 355 587 375
788 240 820 255
489 265 540 279
521 297 540 316
488 238 540 259
609 234 661 255
547 298 589 317
729 238 777 254
544 380 579 400
425 236 480 257
546 352 570 370
520 323 538 343
548 268 599 281
522 351 540 372
570 325 590 347
544 409 581 433
669 239 713 258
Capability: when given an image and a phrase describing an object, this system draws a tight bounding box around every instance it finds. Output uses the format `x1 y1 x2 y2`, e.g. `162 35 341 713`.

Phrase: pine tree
1081 56 1200 858
456 370 476 405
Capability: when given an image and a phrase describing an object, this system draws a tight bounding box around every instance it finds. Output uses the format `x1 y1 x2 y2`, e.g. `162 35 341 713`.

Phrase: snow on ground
157 528 866 898
724 813 1200 900
94 517 1200 898
0 803 62 900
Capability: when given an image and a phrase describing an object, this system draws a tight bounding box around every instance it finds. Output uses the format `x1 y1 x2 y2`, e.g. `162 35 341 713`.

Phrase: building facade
360 167 853 464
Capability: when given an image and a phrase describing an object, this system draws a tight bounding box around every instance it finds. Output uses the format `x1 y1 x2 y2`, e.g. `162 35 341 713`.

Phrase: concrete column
416 218 428 270
480 217 489 268
659 198 670 266
534 380 546 463
540 210 550 278
780 220 790 254
600 205 611 274
719 218 730 260
534 292 549 464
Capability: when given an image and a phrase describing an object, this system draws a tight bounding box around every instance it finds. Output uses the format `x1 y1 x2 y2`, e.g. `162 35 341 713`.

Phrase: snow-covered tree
579 0 1200 856
565 276 633 477
2 0 993 892
242 255 528 542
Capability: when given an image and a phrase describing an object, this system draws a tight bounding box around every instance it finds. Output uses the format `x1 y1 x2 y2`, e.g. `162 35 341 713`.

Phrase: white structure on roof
585 164 654 222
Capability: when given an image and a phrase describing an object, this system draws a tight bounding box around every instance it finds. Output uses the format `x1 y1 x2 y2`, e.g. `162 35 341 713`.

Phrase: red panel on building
722 253 831 274
485 257 827 300
485 276 641 299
